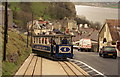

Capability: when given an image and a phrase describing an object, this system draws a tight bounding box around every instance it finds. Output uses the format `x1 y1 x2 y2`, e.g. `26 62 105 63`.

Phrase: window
42 38 44 44
104 47 116 52
33 37 35 43
45 38 47 44
103 38 107 43
39 38 41 44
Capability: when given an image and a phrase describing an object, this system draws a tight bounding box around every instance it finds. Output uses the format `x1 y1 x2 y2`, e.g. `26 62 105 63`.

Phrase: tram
32 34 74 59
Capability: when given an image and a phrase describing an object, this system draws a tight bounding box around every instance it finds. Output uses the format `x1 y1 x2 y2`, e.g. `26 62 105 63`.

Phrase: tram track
58 61 90 77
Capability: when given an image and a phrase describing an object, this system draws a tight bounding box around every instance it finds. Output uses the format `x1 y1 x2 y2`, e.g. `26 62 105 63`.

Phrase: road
73 49 119 76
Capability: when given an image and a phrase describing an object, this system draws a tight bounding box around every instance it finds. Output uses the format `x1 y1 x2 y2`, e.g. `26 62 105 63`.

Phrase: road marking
87 70 94 73
84 68 90 70
68 59 107 77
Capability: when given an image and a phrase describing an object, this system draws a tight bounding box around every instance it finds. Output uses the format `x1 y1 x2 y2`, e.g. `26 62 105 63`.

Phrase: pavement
15 54 90 77
42 58 67 75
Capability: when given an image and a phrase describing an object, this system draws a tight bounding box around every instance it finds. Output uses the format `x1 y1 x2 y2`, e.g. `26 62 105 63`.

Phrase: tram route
58 61 90 77
14 54 90 77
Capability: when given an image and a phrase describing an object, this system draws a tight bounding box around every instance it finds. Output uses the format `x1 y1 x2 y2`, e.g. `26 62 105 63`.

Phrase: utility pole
27 21 29 48
3 2 8 61
30 12 33 46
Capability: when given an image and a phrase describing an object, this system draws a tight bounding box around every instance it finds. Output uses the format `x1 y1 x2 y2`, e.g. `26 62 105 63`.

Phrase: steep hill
9 2 76 29
2 29 32 75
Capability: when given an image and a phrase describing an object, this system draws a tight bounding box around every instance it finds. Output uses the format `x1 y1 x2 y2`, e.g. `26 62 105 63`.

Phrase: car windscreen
103 47 116 52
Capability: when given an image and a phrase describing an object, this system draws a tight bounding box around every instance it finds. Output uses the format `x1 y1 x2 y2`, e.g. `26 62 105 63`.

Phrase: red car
99 46 117 59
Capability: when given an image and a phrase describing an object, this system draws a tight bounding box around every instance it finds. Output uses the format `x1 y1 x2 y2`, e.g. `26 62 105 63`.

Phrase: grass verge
2 29 32 76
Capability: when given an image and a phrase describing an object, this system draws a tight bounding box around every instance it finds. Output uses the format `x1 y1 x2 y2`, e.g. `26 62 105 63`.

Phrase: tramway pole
30 12 33 46
3 2 8 61
27 21 29 48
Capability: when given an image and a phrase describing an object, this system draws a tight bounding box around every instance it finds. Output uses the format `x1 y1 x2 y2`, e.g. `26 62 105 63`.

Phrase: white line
69 59 107 77
76 59 107 77
84 68 90 70
87 70 94 73
79 65 86 67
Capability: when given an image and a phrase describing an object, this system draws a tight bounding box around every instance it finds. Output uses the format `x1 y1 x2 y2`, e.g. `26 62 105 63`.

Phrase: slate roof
106 19 120 41
72 28 99 42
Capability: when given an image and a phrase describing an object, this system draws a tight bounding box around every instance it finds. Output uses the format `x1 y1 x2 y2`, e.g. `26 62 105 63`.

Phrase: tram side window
48 38 52 44
37 37 39 44
39 38 41 44
55 37 59 45
45 38 49 44
35 37 37 44
45 38 47 44
33 37 35 43
49 38 56 45
42 38 44 44
47 38 50 44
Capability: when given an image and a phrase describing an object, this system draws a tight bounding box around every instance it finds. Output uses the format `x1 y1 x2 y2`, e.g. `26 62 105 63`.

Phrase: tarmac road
73 49 120 76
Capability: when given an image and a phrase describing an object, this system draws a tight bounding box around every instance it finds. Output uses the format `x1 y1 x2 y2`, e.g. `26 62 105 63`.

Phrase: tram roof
33 34 75 37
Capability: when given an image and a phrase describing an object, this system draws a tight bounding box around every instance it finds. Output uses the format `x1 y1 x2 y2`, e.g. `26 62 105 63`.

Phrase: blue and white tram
32 34 74 59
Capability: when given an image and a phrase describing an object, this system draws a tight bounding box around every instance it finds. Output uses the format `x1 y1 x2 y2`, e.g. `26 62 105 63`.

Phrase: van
78 39 92 52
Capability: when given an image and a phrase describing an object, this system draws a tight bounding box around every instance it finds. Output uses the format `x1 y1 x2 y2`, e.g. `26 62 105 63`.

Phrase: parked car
99 46 117 59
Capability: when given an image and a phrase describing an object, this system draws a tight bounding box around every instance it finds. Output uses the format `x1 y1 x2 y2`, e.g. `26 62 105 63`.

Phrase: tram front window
61 37 68 44
61 37 72 45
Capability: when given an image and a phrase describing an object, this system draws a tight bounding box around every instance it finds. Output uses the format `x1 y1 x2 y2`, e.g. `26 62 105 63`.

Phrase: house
73 28 99 42
73 28 99 52
99 19 120 51
67 19 77 31
53 19 77 31
78 24 89 29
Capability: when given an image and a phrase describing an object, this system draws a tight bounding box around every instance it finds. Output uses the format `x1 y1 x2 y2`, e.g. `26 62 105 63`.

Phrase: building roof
72 28 99 42
100 19 120 41
106 19 120 41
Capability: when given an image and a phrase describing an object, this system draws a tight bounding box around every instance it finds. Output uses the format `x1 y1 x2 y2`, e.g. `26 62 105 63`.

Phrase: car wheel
113 56 117 59
99 53 102 57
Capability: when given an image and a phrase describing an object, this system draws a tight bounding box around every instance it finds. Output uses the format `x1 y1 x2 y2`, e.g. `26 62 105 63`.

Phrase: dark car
99 46 117 59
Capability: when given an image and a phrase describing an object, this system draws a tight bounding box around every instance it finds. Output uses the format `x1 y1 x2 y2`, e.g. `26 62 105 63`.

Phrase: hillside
2 29 32 75
9 2 76 29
